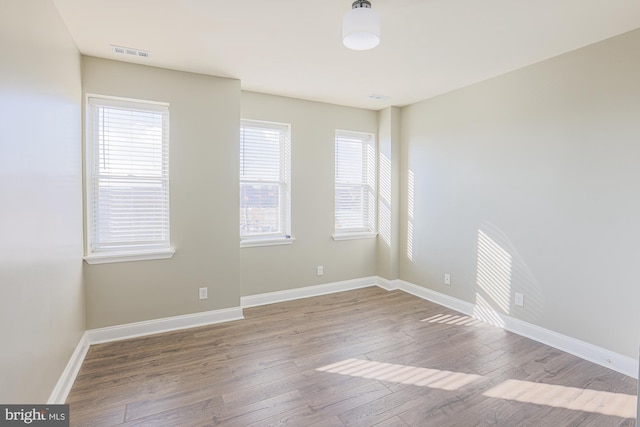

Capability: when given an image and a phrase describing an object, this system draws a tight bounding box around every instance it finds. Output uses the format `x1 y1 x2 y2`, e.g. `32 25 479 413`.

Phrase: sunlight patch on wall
378 153 392 246
379 202 392 247
378 153 392 207
317 358 483 391
406 170 415 261
484 379 637 419
477 221 545 324
477 229 512 314
473 293 506 328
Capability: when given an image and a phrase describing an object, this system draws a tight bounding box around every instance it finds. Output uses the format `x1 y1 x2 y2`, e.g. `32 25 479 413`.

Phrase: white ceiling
52 0 640 110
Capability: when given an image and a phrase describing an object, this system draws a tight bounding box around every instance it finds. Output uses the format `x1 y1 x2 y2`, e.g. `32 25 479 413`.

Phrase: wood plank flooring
66 287 638 426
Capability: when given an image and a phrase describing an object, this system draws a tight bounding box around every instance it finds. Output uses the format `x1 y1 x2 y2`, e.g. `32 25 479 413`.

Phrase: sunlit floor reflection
316 358 483 391
317 359 637 420
483 379 637 419
420 313 482 326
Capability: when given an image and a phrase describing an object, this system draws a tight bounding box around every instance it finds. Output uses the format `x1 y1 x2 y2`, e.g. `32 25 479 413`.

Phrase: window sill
84 248 176 265
241 237 295 248
332 232 378 241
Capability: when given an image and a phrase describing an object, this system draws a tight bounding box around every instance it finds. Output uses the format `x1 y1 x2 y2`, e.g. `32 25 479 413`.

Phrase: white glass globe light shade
343 7 380 50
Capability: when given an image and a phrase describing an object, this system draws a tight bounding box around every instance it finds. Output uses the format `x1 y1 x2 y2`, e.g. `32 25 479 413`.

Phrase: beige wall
82 57 241 329
0 1 84 403
400 29 640 358
240 92 378 295
377 107 401 281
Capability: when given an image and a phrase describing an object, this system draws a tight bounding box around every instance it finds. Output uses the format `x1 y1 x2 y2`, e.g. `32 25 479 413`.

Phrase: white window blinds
335 130 376 235
87 97 170 254
240 120 291 241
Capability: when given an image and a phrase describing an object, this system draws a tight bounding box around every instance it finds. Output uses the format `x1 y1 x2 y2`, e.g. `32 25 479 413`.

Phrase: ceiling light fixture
343 0 380 51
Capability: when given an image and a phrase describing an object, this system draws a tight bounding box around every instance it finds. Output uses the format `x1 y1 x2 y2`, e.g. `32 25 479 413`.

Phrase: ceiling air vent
369 94 390 101
111 45 150 58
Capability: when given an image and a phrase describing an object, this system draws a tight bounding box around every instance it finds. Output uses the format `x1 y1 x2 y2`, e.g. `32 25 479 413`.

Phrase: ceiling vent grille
111 45 150 58
369 94 390 101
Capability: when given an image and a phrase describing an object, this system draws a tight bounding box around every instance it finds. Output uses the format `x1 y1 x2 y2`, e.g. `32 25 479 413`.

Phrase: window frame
240 119 293 248
333 129 378 240
83 94 174 264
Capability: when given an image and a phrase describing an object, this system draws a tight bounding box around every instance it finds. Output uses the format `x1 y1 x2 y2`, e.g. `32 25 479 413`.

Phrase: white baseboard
241 276 379 308
86 307 244 345
391 279 638 379
504 313 637 379
397 280 475 315
48 331 90 404
376 277 400 291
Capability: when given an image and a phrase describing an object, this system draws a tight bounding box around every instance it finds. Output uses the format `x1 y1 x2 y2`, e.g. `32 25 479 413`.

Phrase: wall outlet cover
515 292 524 307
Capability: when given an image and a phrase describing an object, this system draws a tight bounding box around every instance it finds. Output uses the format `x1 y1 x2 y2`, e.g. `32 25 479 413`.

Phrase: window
334 130 377 239
84 96 173 264
240 120 292 247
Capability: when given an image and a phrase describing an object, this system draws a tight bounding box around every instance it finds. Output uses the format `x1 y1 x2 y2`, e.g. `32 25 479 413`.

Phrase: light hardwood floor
67 287 638 426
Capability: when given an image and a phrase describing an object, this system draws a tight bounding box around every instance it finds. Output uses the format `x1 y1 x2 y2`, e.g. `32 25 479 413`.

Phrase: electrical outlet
515 292 524 307
444 274 451 285
317 266 324 276
199 287 208 300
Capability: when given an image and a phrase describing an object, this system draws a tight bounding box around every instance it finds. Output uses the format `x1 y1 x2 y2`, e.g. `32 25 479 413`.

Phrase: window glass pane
240 183 282 235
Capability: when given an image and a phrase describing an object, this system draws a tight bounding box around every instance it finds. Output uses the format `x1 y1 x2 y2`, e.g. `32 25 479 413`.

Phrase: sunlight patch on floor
483 379 637 419
316 358 483 391
420 313 482 326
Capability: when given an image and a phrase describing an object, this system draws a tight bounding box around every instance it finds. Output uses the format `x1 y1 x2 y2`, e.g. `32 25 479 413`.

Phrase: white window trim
332 232 378 241
84 94 173 264
240 236 296 248
240 119 292 246
84 248 176 265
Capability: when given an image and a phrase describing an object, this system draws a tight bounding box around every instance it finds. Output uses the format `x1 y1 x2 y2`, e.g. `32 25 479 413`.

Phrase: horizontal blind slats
240 120 290 239
335 130 376 233
89 98 170 253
